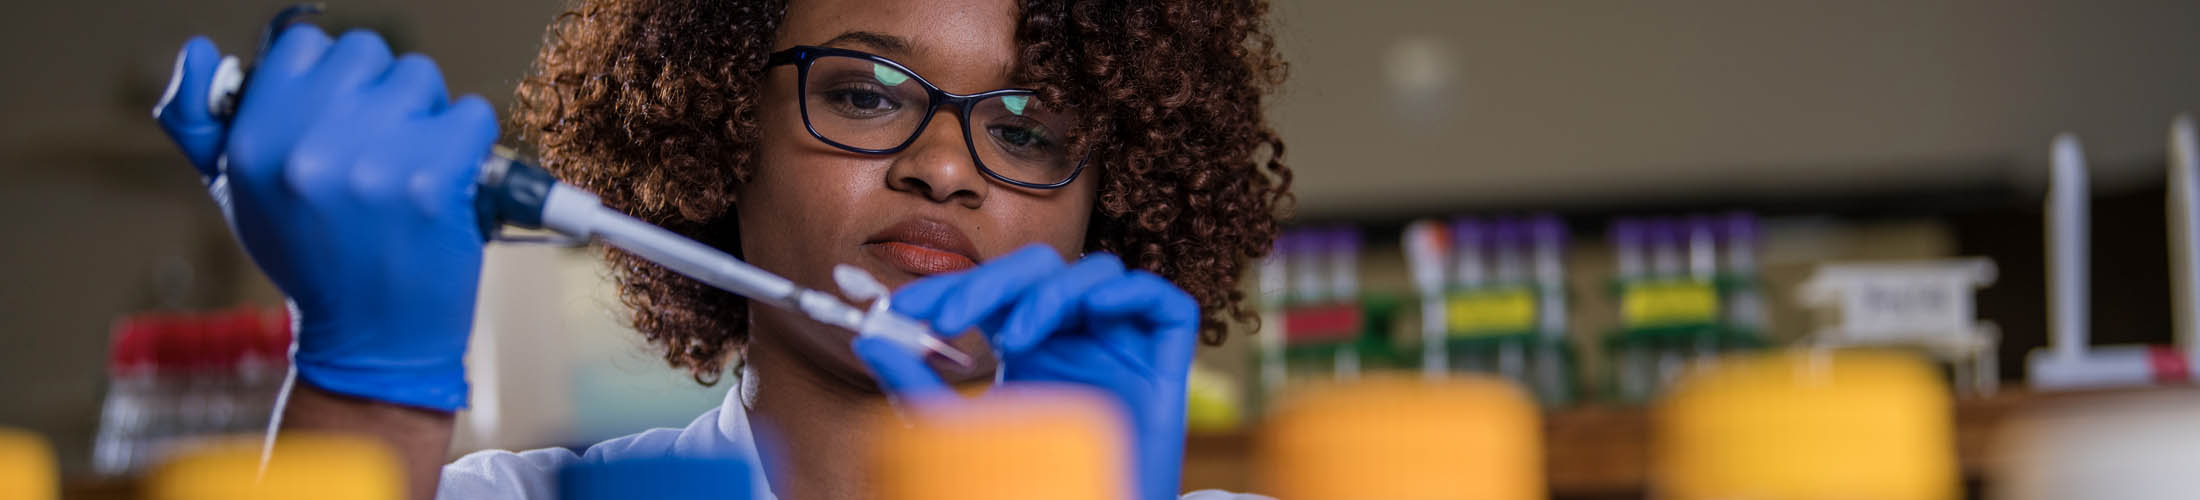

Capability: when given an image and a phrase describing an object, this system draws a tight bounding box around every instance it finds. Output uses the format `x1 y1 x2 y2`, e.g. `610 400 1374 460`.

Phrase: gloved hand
152 27 495 411
854 245 1199 500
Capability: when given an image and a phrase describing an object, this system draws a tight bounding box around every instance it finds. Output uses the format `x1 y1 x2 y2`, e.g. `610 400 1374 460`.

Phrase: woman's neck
743 327 890 500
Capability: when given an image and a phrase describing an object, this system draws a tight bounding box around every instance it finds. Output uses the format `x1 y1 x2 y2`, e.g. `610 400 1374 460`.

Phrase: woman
153 0 1289 498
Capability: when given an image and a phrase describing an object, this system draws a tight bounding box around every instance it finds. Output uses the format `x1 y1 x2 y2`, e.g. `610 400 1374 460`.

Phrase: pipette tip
918 335 976 368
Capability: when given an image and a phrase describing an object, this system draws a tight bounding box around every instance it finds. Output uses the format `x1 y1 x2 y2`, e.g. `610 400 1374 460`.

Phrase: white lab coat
436 380 1267 500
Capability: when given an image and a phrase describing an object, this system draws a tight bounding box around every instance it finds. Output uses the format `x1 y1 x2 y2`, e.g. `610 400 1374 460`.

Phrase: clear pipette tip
833 264 976 368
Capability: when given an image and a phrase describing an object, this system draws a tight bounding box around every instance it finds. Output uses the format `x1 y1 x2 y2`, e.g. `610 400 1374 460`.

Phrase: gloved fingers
233 29 395 197
154 36 229 176
370 54 451 119
1018 332 1152 381
305 30 397 99
249 23 331 87
923 244 1065 335
1078 270 1202 373
412 95 498 223
1080 270 1200 331
340 55 446 143
283 102 378 204
887 271 971 324
435 95 500 160
225 25 331 183
891 271 1010 340
851 336 954 405
995 253 1125 355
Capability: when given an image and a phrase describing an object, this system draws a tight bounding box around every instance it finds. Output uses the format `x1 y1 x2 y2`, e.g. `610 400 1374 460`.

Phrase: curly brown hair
514 0 1292 385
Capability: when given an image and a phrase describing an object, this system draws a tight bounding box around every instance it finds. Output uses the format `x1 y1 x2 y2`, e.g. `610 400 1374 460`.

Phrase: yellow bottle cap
870 384 1130 500
0 428 57 500
147 433 402 500
1255 375 1544 500
1652 349 1956 500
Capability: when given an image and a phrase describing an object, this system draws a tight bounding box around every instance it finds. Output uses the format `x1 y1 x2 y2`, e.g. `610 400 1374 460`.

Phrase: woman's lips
864 218 981 277
864 241 977 276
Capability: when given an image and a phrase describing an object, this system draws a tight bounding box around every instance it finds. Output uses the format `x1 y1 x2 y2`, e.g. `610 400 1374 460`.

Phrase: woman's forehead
781 0 1022 93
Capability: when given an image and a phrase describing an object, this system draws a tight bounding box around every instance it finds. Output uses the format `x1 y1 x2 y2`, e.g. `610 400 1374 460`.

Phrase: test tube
1611 219 1645 281
1257 235 1289 309
1720 212 1766 333
1720 212 1759 275
1529 215 1568 337
1686 215 1717 281
1609 219 1650 402
1648 219 1684 279
1403 219 1452 378
1529 215 1570 406
1257 236 1288 396
1491 219 1528 285
1328 226 1361 302
1289 230 1328 304
1483 220 1525 382
1683 216 1722 366
1453 218 1488 289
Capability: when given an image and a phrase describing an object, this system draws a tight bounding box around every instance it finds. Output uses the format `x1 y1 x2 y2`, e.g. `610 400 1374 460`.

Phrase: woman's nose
885 111 988 207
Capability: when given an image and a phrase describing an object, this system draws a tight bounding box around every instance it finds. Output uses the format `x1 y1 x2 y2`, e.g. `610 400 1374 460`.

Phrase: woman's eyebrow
819 30 911 54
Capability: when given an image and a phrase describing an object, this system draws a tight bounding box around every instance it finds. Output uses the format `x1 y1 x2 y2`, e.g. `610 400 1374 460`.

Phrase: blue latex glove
854 245 1199 500
153 27 495 411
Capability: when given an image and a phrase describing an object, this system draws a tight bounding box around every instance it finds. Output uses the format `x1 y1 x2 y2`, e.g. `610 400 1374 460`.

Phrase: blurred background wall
3 0 2197 479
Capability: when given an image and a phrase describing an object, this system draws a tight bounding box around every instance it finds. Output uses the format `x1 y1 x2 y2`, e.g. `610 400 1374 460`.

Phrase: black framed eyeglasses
765 45 1086 189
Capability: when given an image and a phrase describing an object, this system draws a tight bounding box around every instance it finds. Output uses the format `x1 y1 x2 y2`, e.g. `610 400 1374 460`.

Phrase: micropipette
479 154 975 367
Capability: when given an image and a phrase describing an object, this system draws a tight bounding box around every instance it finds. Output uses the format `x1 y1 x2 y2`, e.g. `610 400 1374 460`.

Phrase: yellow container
0 428 56 500
1652 349 1956 500
147 433 402 500
1255 375 1544 500
870 385 1130 500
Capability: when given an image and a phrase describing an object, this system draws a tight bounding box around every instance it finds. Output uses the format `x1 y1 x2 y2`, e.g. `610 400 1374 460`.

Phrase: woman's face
736 0 1097 385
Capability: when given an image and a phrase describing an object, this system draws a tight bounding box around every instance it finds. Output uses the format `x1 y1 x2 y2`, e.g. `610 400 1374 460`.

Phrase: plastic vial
1452 218 1488 290
1327 226 1360 302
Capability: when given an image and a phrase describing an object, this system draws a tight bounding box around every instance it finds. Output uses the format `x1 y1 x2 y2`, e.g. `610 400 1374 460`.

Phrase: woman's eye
998 125 1047 146
823 88 900 116
989 125 1049 149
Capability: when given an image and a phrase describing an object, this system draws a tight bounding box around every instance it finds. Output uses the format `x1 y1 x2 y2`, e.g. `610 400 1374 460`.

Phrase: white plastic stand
2027 127 2200 390
1799 258 2001 395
